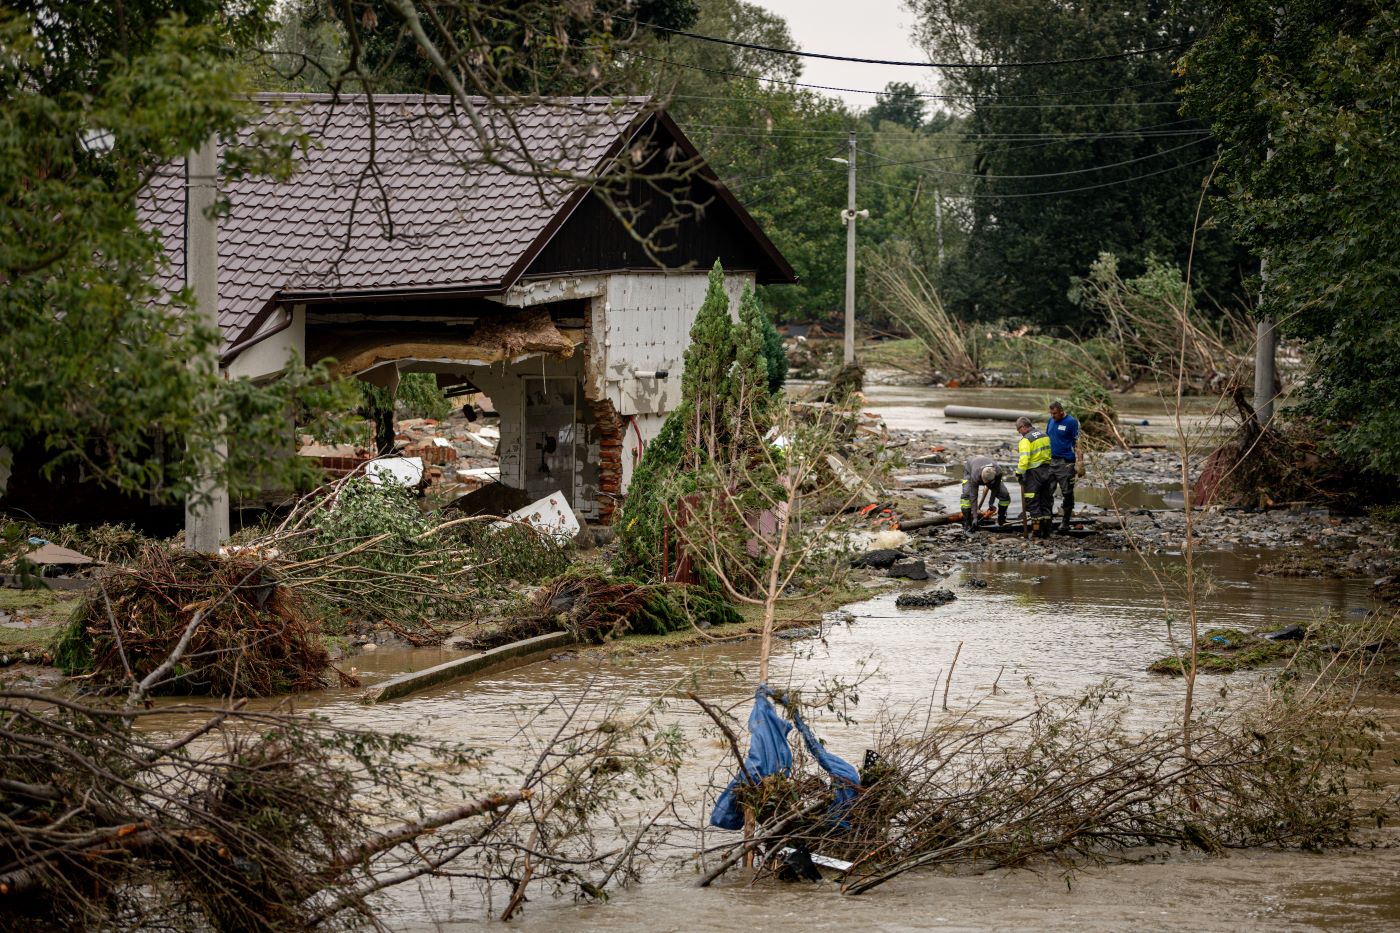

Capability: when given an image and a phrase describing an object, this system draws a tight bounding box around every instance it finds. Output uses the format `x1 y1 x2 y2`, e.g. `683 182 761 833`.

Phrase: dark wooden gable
522 113 796 285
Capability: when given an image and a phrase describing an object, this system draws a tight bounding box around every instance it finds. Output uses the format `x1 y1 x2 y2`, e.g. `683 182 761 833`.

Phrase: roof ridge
250 92 654 105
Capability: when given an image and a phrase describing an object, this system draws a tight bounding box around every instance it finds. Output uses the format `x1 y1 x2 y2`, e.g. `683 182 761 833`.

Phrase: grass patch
1147 628 1291 675
861 338 930 373
593 583 868 658
0 586 84 625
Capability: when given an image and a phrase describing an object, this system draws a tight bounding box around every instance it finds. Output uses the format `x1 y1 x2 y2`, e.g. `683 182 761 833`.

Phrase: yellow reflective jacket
1017 429 1052 474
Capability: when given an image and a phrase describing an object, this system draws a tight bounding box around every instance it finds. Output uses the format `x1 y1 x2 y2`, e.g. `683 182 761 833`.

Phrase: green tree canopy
0 4 334 499
1182 0 1400 472
867 81 926 129
906 0 1249 331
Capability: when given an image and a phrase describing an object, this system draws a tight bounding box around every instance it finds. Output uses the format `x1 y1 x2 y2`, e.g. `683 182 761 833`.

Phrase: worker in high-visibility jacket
1015 416 1054 538
960 455 1012 533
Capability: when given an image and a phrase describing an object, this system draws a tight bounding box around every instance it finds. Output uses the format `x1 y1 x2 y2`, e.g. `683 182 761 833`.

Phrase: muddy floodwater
269 546 1400 931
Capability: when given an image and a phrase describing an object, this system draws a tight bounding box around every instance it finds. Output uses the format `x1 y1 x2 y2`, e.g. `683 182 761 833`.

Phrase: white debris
871 529 912 550
496 491 580 542
365 456 425 487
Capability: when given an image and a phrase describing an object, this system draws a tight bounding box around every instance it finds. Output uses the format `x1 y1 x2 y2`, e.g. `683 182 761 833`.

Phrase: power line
687 114 1202 138
668 91 1182 111
631 51 1178 101
621 20 1186 68
855 133 1210 174
722 138 1212 189
687 123 1212 140
860 155 1217 199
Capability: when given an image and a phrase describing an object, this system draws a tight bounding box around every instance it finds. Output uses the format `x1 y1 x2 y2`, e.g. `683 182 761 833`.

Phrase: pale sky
751 0 932 111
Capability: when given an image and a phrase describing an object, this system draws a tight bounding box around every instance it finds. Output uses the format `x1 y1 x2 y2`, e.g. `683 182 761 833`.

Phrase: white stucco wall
592 271 754 419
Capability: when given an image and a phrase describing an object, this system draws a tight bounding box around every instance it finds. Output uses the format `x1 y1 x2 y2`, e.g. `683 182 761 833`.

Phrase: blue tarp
709 685 861 830
792 709 860 825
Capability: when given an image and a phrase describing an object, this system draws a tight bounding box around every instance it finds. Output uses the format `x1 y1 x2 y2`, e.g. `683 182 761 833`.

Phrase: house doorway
524 378 578 505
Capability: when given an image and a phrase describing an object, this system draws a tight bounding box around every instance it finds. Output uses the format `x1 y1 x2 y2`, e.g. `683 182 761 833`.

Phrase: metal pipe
943 405 1039 422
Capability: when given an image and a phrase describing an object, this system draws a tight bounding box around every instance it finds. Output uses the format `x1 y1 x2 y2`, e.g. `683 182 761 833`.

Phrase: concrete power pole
841 131 868 365
934 186 945 268
1254 143 1278 428
1253 304 1277 427
184 137 230 553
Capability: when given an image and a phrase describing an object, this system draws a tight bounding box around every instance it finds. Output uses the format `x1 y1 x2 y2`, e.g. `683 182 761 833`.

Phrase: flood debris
0 666 683 929
895 589 957 609
455 574 741 649
696 662 1385 897
886 558 929 581
54 547 334 696
850 549 908 569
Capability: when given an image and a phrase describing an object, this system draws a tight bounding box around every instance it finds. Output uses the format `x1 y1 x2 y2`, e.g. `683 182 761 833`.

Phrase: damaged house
142 94 795 525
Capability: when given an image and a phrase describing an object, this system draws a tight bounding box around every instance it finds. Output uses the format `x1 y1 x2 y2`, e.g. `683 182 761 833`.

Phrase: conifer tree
681 260 736 459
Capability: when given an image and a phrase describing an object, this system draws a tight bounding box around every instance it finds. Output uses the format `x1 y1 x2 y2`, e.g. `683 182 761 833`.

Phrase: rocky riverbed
870 393 1400 583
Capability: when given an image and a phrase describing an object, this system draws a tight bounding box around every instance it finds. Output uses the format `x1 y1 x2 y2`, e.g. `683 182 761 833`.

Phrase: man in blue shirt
1046 400 1080 533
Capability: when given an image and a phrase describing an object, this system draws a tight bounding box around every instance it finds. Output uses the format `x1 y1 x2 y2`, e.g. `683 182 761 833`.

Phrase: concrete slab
362 630 576 703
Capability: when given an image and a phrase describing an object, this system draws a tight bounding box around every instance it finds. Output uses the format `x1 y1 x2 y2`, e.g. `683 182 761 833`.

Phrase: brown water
245 549 1398 931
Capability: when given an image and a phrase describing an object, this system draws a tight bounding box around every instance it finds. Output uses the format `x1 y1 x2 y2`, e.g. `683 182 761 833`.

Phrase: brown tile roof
141 94 651 346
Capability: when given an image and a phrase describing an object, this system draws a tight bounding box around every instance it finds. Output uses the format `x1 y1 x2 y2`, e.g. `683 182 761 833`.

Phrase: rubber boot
1037 517 1052 539
962 513 975 533
996 505 1008 527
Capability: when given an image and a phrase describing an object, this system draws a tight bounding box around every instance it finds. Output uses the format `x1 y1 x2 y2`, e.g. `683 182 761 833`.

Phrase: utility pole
184 137 229 553
1254 144 1278 428
1254 299 1277 426
840 131 868 365
933 186 945 268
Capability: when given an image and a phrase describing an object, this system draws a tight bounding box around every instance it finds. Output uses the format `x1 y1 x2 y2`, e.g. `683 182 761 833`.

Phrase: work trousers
1021 464 1053 519
960 479 1011 513
1048 458 1076 519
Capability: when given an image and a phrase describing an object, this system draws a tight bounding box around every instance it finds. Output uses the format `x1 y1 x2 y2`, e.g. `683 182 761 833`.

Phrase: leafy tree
906 0 1248 330
0 4 338 500
1181 0 1400 472
277 0 700 95
868 81 926 129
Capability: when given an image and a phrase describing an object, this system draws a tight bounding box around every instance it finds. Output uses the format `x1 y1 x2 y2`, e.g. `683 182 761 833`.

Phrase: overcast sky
751 0 932 111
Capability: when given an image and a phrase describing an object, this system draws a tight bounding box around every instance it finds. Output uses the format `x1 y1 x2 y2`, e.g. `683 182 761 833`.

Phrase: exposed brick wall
591 398 624 525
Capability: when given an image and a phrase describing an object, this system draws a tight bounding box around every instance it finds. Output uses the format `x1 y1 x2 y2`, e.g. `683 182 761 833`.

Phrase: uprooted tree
0 658 687 928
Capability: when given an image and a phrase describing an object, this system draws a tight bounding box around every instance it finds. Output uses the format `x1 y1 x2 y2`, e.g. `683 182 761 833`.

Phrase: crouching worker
960 456 1011 533
1015 416 1053 538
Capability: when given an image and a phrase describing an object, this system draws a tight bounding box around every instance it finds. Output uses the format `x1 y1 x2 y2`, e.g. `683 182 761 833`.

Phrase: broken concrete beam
362 631 576 703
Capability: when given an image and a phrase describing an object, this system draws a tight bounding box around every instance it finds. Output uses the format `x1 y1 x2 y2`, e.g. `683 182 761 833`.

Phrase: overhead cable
882 138 1211 180
668 91 1181 111
618 20 1187 68
723 138 1211 188
631 52 1178 100
860 155 1217 199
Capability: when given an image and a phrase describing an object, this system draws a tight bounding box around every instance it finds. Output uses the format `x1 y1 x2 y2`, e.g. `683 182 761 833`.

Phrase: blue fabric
710 686 793 830
709 686 863 831
791 709 861 826
1047 413 1080 460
